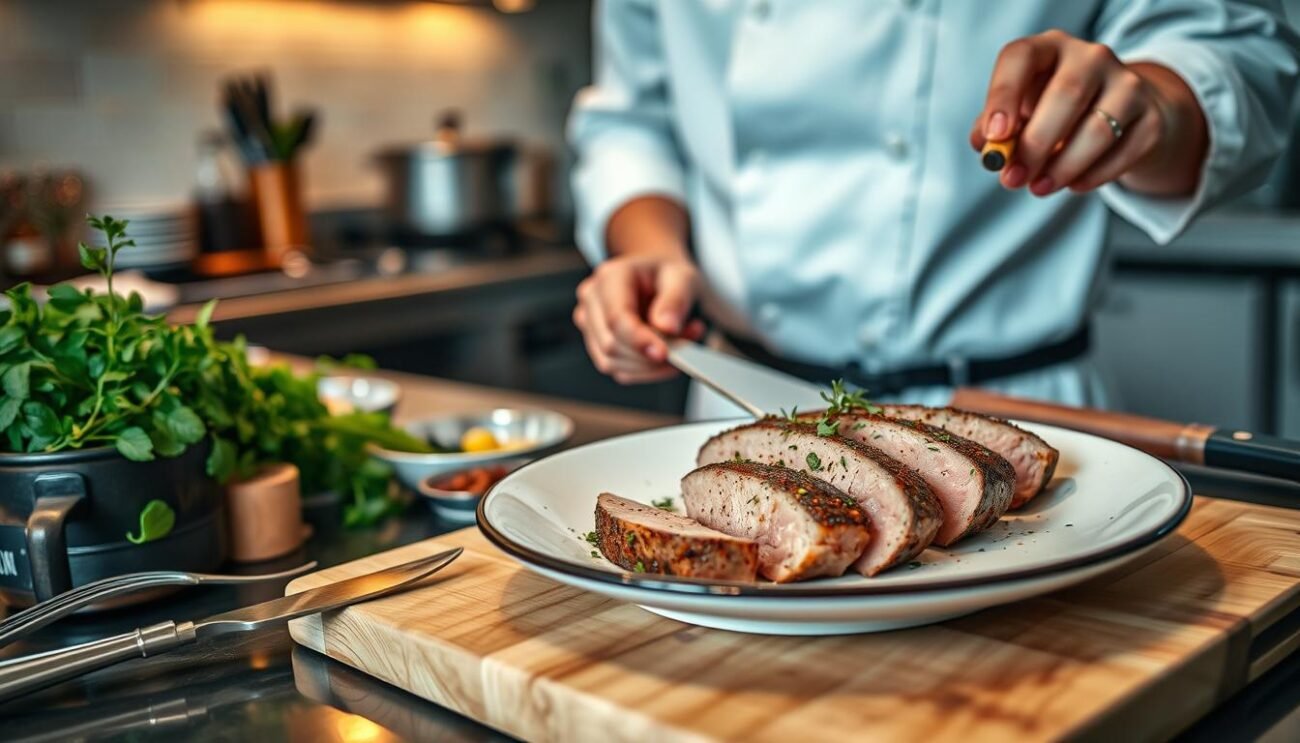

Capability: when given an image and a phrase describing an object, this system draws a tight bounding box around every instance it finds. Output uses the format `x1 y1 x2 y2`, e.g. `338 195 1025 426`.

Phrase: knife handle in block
949 387 1214 464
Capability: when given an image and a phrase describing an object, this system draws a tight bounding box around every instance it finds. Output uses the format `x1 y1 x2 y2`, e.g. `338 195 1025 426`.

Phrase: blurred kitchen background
2 0 1300 435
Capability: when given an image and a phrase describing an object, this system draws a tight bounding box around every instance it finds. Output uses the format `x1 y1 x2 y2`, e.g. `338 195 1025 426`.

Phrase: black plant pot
0 441 226 606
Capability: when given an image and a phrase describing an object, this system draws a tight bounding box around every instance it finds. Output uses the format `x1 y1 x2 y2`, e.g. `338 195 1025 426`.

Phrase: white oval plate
477 419 1191 635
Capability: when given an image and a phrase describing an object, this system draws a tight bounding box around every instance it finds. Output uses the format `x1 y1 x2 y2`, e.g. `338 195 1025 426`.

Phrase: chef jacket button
758 302 781 326
886 134 909 159
751 0 772 21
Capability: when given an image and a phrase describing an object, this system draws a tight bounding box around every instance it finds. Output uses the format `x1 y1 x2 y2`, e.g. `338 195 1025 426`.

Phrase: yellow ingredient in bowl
460 427 500 453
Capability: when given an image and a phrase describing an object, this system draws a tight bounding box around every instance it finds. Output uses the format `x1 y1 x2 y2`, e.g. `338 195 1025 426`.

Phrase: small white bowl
416 457 531 524
317 375 402 415
369 408 573 491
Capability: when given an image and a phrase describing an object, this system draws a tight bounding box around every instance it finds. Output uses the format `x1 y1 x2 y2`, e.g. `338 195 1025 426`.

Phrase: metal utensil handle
0 620 195 702
0 562 318 648
0 576 190 648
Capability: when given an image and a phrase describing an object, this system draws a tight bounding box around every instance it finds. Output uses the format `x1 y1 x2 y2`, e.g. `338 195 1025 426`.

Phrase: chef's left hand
970 29 1208 197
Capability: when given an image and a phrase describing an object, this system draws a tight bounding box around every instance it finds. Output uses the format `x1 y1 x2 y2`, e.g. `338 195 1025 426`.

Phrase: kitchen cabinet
1092 271 1269 431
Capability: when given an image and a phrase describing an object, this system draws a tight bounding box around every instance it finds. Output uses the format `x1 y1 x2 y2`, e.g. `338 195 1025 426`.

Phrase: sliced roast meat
696 419 941 576
879 404 1059 509
594 493 760 581
808 412 1015 546
681 461 870 582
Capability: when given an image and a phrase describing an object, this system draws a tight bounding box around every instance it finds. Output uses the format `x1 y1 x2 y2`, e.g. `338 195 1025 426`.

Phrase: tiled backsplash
0 0 591 211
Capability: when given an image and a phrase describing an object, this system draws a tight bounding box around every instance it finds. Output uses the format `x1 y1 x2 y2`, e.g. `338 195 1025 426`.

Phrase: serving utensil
0 548 461 702
0 562 318 649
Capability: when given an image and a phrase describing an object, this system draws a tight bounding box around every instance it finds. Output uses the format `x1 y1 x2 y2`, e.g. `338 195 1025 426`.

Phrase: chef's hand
573 197 706 384
970 29 1207 197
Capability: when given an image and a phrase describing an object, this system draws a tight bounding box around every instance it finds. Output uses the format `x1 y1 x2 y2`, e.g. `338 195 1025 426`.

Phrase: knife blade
665 339 826 417
0 547 462 702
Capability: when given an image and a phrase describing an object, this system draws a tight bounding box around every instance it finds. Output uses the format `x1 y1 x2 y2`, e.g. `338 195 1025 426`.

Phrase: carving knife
666 339 1300 482
0 547 462 702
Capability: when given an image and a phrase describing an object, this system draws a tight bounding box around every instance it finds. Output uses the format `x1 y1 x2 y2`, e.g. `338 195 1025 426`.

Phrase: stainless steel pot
375 112 517 236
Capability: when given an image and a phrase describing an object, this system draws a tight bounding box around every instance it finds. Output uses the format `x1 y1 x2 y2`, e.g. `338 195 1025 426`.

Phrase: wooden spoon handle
949 387 1214 464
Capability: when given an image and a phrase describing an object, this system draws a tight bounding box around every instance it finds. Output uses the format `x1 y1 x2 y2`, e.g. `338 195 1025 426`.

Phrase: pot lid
376 110 516 159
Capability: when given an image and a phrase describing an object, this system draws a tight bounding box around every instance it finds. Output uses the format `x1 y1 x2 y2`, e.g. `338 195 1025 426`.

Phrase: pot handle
26 473 86 602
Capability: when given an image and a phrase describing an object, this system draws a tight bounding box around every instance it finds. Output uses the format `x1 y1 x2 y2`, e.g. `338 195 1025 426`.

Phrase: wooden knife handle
950 387 1215 464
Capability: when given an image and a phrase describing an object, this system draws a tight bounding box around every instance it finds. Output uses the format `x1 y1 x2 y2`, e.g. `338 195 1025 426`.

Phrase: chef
568 0 1299 417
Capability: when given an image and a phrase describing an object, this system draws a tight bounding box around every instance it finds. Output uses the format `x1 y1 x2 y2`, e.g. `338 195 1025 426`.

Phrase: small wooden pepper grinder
225 463 311 562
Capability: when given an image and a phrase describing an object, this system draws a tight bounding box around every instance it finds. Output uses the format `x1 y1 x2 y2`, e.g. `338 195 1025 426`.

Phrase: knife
950 388 1300 483
665 339 825 417
0 547 462 702
666 339 1300 483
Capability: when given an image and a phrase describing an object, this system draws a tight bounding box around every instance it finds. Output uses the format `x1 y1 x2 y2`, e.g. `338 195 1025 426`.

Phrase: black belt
720 325 1091 396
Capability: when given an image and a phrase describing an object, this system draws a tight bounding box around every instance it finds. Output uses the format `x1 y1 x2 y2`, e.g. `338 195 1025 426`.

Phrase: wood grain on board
288 496 1300 742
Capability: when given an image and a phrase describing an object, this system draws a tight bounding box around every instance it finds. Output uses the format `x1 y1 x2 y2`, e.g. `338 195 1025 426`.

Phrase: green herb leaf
207 436 238 481
583 531 599 546
195 299 217 330
3 363 30 399
633 561 646 573
816 418 840 437
650 497 676 512
116 426 155 461
806 452 822 471
125 499 175 544
0 397 20 430
0 326 24 354
164 405 206 445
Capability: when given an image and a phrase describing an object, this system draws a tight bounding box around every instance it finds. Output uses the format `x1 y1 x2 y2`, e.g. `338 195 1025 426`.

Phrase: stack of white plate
95 202 198 270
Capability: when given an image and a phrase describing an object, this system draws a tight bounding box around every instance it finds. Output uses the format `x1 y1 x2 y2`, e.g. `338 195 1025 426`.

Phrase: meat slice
681 462 870 582
696 420 941 575
879 404 1060 509
808 412 1015 546
594 493 760 581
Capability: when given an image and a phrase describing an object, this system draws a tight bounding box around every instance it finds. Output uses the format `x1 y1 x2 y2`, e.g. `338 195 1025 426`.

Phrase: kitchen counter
1110 208 1300 270
1 366 1298 741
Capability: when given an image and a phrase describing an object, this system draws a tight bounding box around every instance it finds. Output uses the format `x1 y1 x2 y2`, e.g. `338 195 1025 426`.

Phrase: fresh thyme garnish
651 497 676 512
812 379 881 437
806 452 822 471
583 531 599 545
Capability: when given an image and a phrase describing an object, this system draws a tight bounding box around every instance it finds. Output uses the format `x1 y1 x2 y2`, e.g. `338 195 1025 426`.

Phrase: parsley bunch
0 215 429 527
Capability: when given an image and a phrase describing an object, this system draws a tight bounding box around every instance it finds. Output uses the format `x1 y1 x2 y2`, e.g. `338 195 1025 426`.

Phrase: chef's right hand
573 251 706 385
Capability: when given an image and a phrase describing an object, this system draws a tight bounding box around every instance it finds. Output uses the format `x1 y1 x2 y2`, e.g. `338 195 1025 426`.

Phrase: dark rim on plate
475 419 1194 598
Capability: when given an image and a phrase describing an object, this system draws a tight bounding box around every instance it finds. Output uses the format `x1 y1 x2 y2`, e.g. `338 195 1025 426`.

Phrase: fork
0 562 317 648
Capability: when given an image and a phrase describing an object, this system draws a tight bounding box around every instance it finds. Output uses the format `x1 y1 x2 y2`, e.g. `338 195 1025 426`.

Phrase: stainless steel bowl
416 457 531 525
369 408 573 491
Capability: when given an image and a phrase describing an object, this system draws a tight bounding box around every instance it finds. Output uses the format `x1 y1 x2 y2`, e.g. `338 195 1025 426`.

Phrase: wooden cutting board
288 496 1300 742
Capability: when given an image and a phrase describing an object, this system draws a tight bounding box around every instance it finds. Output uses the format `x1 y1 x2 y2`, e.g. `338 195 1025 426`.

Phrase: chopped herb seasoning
748 495 760 505
853 422 868 430
626 532 636 545
788 444 798 451
590 550 600 558
840 456 848 470
927 446 939 452
806 452 822 471
583 531 599 546
777 459 785 467
633 561 646 573
872 433 882 439
816 419 840 437
651 497 676 512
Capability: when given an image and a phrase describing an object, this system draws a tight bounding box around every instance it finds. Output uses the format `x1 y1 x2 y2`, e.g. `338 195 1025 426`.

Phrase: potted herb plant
0 216 428 606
